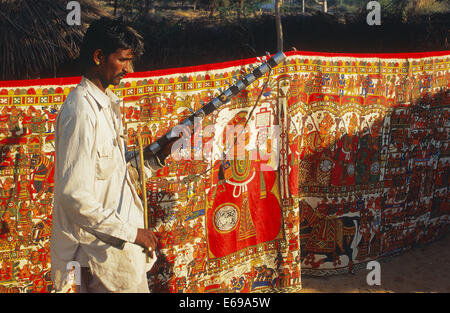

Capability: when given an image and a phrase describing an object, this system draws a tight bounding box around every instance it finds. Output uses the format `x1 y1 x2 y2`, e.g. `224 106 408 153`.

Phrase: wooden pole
137 134 150 262
275 0 284 52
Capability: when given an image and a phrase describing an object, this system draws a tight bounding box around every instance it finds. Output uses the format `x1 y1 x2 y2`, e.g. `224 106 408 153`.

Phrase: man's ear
93 49 105 66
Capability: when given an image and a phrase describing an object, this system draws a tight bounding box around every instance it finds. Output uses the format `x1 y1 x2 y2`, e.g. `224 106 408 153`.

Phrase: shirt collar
82 76 120 109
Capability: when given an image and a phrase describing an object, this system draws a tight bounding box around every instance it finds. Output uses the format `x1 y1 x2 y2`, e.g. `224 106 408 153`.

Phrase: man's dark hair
79 17 144 69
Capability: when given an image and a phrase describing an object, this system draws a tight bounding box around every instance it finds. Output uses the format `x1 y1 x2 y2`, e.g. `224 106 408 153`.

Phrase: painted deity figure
17 201 31 231
0 211 17 244
22 107 34 135
0 178 15 211
141 125 152 146
331 113 359 186
286 74 302 108
0 148 14 169
43 107 57 132
206 111 282 259
15 146 30 169
355 118 382 185
30 109 46 134
298 112 335 186
9 107 23 135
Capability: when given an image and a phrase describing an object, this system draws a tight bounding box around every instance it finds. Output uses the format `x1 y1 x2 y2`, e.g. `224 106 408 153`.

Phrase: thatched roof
0 0 109 80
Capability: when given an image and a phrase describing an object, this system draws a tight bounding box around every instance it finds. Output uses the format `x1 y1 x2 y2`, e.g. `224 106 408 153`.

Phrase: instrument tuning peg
256 57 262 63
265 51 271 58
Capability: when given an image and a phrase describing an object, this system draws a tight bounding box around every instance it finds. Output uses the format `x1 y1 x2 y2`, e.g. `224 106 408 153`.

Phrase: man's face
99 48 134 87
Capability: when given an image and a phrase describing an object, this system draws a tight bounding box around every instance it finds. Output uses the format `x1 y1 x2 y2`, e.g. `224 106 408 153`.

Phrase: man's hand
143 133 183 162
160 135 180 158
134 228 158 258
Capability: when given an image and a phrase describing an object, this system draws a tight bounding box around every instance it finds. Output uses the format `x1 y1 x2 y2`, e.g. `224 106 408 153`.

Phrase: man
50 17 174 293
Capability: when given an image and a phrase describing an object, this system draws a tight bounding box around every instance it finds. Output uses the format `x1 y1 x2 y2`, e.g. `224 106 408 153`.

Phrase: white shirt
51 77 159 292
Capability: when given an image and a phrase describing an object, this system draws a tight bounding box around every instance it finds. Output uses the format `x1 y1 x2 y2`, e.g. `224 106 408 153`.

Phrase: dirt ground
299 233 450 293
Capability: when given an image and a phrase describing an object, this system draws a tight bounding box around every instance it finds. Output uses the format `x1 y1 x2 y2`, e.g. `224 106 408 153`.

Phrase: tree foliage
0 0 107 80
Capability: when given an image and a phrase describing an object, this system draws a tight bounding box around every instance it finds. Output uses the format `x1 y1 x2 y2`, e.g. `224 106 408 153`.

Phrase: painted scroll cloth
0 51 449 292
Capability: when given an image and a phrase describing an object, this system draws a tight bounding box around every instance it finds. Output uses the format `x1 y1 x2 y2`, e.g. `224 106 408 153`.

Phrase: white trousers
79 267 150 293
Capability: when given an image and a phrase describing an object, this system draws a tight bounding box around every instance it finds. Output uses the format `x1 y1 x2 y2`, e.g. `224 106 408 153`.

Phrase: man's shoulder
60 84 95 118
64 83 90 106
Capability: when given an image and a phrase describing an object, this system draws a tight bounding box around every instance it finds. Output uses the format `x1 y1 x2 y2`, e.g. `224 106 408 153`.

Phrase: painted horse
30 154 54 198
300 200 360 271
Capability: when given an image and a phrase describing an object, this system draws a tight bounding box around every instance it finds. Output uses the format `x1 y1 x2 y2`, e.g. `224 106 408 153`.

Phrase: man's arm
122 132 178 256
124 146 164 176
